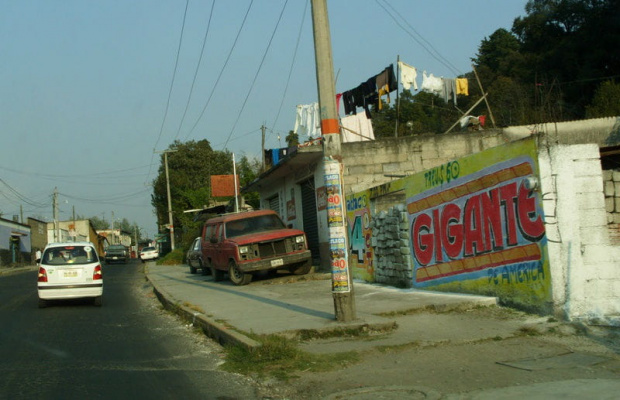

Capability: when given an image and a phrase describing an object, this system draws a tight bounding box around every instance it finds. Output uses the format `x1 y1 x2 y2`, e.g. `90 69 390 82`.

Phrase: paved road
0 260 263 400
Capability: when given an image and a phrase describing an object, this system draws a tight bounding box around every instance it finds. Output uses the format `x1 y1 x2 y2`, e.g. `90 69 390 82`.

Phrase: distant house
0 217 32 266
27 217 48 261
48 219 106 257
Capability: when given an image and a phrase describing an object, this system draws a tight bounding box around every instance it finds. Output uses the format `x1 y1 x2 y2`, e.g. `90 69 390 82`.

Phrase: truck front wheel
229 260 252 286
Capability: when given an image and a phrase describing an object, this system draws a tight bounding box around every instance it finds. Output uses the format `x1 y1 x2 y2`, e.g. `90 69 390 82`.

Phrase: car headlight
295 235 305 243
239 246 250 254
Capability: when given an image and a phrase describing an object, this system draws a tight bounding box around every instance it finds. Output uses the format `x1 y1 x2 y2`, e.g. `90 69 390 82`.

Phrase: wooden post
472 65 496 128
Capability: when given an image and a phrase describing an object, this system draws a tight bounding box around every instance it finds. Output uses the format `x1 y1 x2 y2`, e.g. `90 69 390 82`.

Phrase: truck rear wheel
208 260 225 282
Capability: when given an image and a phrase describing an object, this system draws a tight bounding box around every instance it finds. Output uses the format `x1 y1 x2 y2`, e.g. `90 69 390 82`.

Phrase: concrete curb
148 275 263 351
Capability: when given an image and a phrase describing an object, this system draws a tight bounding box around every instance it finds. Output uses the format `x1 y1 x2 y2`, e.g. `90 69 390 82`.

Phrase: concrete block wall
603 170 620 245
370 204 413 288
539 143 620 325
341 130 505 195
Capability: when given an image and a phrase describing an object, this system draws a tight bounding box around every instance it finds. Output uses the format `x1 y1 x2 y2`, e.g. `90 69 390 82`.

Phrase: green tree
89 215 109 230
151 139 233 248
237 155 262 209
586 80 620 118
510 0 620 119
285 130 299 147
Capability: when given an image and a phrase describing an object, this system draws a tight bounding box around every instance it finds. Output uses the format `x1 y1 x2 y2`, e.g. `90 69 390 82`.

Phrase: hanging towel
398 61 418 91
456 78 469 96
340 113 375 143
293 102 320 138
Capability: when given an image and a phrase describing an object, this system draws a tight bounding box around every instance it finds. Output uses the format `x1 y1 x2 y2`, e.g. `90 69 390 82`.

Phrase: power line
222 0 289 150
376 0 462 77
185 0 255 139
269 0 309 140
0 178 50 208
176 0 216 142
146 0 190 184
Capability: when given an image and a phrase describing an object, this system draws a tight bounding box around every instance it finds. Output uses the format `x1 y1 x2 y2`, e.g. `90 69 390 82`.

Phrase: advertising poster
324 157 351 293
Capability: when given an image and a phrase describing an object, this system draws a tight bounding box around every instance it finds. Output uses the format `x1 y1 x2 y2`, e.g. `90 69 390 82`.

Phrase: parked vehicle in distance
201 209 312 286
37 241 103 307
186 237 208 275
104 244 128 264
140 246 159 263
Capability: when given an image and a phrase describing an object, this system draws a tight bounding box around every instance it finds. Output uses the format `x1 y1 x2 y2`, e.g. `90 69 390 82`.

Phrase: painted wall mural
346 137 551 310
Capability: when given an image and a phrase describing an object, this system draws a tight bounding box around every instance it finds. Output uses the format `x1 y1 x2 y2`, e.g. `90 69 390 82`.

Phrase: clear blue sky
0 0 528 240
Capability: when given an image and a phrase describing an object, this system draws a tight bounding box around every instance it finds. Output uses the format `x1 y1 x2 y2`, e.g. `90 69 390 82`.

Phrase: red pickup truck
201 209 312 285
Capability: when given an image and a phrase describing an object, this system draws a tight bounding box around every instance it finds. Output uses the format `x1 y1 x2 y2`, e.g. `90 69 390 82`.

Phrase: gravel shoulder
277 306 620 399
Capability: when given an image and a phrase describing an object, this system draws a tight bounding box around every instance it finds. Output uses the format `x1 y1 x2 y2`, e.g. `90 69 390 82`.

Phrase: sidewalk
145 264 620 399
145 263 498 348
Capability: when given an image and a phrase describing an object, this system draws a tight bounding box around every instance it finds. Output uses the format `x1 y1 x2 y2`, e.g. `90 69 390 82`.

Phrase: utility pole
111 211 115 244
232 153 239 213
53 187 59 242
156 149 178 251
261 124 266 171
311 0 356 322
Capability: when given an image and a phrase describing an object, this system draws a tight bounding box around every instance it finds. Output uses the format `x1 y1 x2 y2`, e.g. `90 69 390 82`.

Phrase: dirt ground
258 307 620 399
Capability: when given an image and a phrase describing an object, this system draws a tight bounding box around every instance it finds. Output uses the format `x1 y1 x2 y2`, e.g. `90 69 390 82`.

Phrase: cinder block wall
341 130 505 195
539 143 620 324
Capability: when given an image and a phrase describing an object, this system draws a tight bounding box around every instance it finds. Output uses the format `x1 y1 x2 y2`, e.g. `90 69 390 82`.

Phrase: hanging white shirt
398 61 418 91
293 102 320 138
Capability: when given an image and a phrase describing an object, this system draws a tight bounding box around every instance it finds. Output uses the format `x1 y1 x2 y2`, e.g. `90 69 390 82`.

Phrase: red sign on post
211 175 240 197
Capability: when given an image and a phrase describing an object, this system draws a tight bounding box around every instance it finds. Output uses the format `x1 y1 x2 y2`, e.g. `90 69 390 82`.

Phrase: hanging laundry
376 64 396 110
293 102 320 138
361 77 377 119
377 85 390 110
440 78 457 104
421 71 443 95
398 61 418 91
375 64 397 93
456 78 469 96
342 90 354 115
340 113 375 143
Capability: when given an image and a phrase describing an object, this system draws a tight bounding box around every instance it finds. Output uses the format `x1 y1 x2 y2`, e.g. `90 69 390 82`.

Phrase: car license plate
64 270 78 278
271 258 284 267
113 256 118 259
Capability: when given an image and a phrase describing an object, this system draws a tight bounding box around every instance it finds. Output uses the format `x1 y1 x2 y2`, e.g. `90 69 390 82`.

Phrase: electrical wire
269 0 308 141
176 0 216 142
0 178 50 208
185 0 255 139
376 0 462 77
222 0 289 150
146 0 190 183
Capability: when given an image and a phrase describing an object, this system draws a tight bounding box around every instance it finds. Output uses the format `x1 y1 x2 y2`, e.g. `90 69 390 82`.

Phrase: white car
37 242 103 308
140 246 159 262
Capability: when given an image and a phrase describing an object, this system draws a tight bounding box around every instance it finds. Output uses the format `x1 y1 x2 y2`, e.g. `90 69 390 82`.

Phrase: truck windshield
225 214 285 238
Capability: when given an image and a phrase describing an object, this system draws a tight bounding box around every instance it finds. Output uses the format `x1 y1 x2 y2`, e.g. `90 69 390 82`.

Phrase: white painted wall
539 142 620 325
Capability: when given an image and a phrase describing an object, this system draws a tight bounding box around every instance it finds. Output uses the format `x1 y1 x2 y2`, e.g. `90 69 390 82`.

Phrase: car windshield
225 214 285 238
43 245 98 265
107 245 125 251
142 247 155 252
